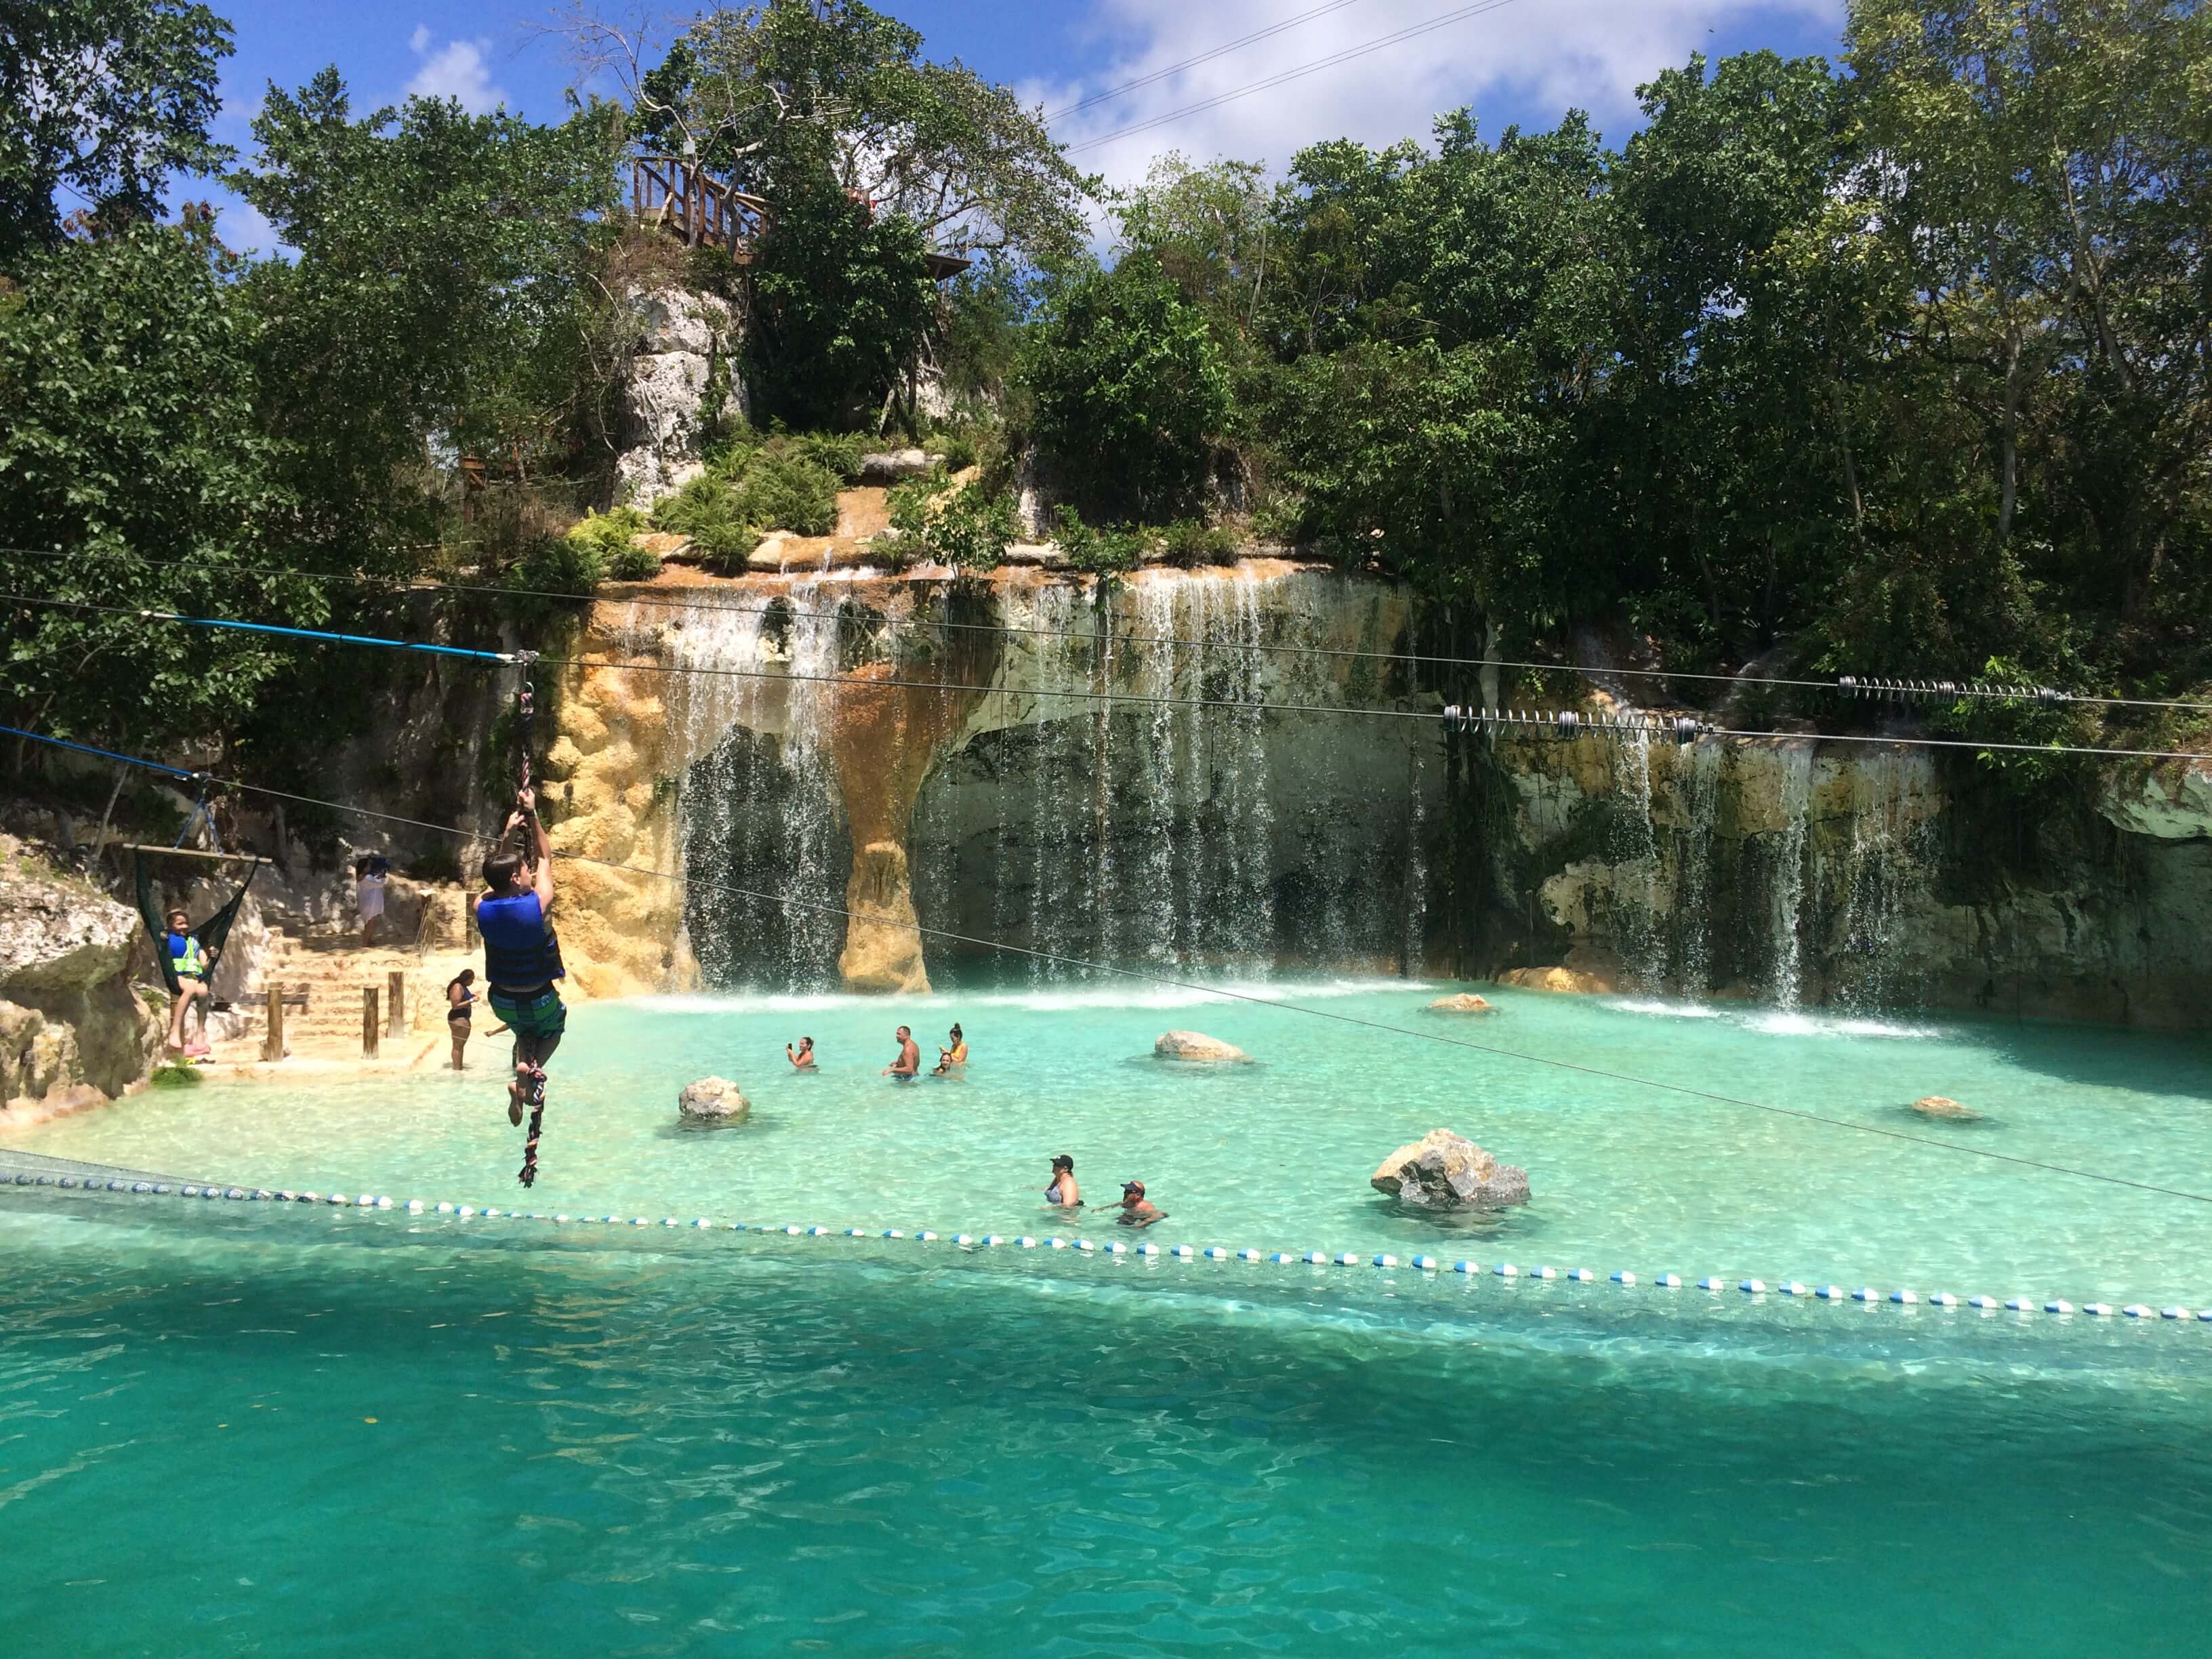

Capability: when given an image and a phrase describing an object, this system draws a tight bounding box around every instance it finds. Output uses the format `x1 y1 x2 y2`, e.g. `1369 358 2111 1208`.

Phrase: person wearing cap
1113 1181 1165 1227
1044 1155 1080 1208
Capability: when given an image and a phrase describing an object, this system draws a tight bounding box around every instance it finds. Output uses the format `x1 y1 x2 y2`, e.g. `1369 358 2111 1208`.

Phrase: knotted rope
510 652 548 1189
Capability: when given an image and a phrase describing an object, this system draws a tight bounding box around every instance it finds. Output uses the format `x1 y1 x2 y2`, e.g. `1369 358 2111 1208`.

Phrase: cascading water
1608 727 1668 991
1834 747 1937 1010
1667 738 1721 996
1767 745 1816 1008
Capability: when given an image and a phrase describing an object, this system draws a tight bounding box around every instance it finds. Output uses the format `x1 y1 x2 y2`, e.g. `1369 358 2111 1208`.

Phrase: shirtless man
1113 1181 1166 1227
881 1025 920 1080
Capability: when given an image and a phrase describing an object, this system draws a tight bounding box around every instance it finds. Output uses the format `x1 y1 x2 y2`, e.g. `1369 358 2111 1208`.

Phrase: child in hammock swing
160 906 218 1057
473 787 567 1125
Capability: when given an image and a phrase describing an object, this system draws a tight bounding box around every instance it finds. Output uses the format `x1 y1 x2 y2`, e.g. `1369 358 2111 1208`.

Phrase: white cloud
1033 0 1844 188
212 197 282 258
406 32 508 113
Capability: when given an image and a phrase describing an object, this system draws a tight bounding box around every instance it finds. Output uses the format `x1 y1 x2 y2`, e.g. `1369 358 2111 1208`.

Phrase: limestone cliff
0 838 160 1119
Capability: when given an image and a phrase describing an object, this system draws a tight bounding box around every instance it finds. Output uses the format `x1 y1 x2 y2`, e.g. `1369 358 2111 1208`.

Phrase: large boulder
1909 1094 1979 1121
857 448 935 484
677 1076 750 1122
1428 993 1495 1015
0 844 159 1111
1371 1129 1530 1208
1155 1029 1250 1063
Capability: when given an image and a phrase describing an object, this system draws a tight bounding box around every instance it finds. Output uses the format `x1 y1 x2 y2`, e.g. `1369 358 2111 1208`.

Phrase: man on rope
474 787 566 1131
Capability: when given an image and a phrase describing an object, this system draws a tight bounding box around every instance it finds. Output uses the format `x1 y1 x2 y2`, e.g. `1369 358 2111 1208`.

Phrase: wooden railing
631 155 773 264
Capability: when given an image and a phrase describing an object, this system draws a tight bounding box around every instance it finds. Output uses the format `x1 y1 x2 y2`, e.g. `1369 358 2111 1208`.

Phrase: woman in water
786 1036 818 1070
933 1023 968 1075
1044 1154 1080 1208
445 968 506 1071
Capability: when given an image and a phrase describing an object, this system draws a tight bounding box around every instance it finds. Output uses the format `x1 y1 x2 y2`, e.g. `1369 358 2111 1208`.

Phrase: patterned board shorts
488 986 567 1040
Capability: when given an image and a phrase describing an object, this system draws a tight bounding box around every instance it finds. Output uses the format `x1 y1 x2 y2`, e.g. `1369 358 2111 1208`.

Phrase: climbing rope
507 650 548 1189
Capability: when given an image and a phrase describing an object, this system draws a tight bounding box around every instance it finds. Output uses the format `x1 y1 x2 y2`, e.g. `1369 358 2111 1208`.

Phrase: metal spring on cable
1442 705 1710 745
1837 675 2069 705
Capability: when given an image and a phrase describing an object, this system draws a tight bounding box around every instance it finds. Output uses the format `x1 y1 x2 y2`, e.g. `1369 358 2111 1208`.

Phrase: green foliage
148 1062 203 1088
1048 505 1146 575
0 1 234 263
927 431 979 471
0 220 316 752
888 478 1018 571
569 508 659 581
1158 519 1237 569
733 449 842 535
1022 256 1232 520
647 438 842 570
785 430 869 483
232 68 619 560
651 473 756 570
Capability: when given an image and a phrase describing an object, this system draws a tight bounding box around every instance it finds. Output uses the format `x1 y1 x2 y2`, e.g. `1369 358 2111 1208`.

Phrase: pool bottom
5 1203 2210 1657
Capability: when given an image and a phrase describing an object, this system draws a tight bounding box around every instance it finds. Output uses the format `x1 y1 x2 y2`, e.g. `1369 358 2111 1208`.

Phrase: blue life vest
167 931 207 978
478 891 565 989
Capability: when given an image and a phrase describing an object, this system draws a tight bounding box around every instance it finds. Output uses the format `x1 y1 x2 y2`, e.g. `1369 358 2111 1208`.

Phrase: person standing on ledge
787 1036 818 1070
356 855 387 946
474 788 565 1124
882 1025 920 1080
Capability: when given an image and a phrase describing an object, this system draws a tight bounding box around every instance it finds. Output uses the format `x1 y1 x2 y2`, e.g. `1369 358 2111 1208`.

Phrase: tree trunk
1997 325 2022 541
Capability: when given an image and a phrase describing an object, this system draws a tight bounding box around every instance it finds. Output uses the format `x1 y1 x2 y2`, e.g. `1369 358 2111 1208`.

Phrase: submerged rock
1371 1128 1531 1208
1909 1094 1979 1121
1154 1029 1250 1063
1428 993 1496 1014
677 1077 750 1122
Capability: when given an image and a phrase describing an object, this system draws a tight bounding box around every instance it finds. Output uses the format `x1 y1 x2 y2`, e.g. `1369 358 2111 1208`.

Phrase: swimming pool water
7 981 2212 1653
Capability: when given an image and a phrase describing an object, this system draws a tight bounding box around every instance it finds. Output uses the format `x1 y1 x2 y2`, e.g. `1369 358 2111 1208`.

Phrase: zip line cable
1062 0 1532 155
5 718 2209 1208
15 543 2212 716
5 589 2210 762
1043 0 1371 121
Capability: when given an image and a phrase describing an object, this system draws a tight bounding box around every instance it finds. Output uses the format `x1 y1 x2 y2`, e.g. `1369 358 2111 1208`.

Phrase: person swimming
881 1025 920 1080
1113 1181 1166 1227
786 1036 818 1070
932 1023 968 1076
1044 1154 1080 1208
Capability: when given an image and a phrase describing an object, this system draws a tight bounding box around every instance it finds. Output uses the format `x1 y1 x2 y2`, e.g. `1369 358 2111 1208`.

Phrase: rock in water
1154 1030 1250 1063
1371 1128 1531 1208
677 1077 750 1122
1427 993 1495 1014
1909 1094 1978 1121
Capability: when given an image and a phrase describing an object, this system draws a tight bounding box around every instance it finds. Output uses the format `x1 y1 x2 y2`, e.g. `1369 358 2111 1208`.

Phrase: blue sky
196 1 1849 253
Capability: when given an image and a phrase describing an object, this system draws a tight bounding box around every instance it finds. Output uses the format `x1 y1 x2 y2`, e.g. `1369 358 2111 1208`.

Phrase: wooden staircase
206 929 475 1066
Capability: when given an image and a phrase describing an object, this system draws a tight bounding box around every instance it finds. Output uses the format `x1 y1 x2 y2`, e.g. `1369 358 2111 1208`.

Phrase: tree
0 0 233 264
0 218 319 753
231 68 620 562
617 0 1090 263
1021 257 1232 520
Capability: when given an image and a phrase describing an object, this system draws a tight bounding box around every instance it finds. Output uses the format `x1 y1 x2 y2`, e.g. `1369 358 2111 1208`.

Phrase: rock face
613 285 743 510
1154 1030 1250 1063
857 448 935 483
1496 966 1613 995
0 844 159 1115
677 1076 750 1122
1370 1129 1531 1208
1428 993 1495 1013
1909 1094 1979 1121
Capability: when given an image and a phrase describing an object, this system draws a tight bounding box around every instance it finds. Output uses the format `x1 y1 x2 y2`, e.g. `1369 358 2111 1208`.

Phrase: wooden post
363 987 380 1059
387 970 406 1038
262 985 285 1062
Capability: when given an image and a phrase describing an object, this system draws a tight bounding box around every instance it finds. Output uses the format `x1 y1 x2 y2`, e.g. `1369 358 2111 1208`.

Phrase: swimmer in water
932 1023 967 1076
881 1025 920 1080
1113 1181 1165 1227
786 1035 817 1070
1044 1154 1080 1208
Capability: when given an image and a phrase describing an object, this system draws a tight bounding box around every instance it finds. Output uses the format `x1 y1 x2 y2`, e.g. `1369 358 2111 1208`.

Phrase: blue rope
141 610 512 663
0 724 197 779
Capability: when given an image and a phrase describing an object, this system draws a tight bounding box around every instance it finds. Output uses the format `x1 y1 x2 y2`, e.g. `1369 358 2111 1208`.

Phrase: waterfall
1609 727 1668 990
1768 745 1815 1008
617 586 848 988
1835 747 1936 1010
1668 738 1721 996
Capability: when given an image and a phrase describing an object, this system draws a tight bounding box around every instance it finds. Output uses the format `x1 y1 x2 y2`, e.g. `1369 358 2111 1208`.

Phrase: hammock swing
127 775 267 998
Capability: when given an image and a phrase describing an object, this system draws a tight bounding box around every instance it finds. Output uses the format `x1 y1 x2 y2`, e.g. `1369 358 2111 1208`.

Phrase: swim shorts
489 985 567 1040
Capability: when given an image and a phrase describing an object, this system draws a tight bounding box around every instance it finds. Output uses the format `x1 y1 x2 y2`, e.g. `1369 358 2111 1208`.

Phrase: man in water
474 787 565 1124
786 1036 817 1070
881 1025 920 1080
1113 1181 1166 1227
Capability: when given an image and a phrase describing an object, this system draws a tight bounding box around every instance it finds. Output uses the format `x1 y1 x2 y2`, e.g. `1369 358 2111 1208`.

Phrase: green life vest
169 933 208 978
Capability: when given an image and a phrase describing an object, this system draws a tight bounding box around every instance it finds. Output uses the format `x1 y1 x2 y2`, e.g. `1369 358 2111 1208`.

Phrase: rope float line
13 544 2212 716
3 1170 2201 1327
9 591 2212 762
9 720 2212 1208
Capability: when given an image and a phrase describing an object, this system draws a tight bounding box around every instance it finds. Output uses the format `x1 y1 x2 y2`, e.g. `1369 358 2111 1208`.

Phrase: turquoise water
8 981 2212 1652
